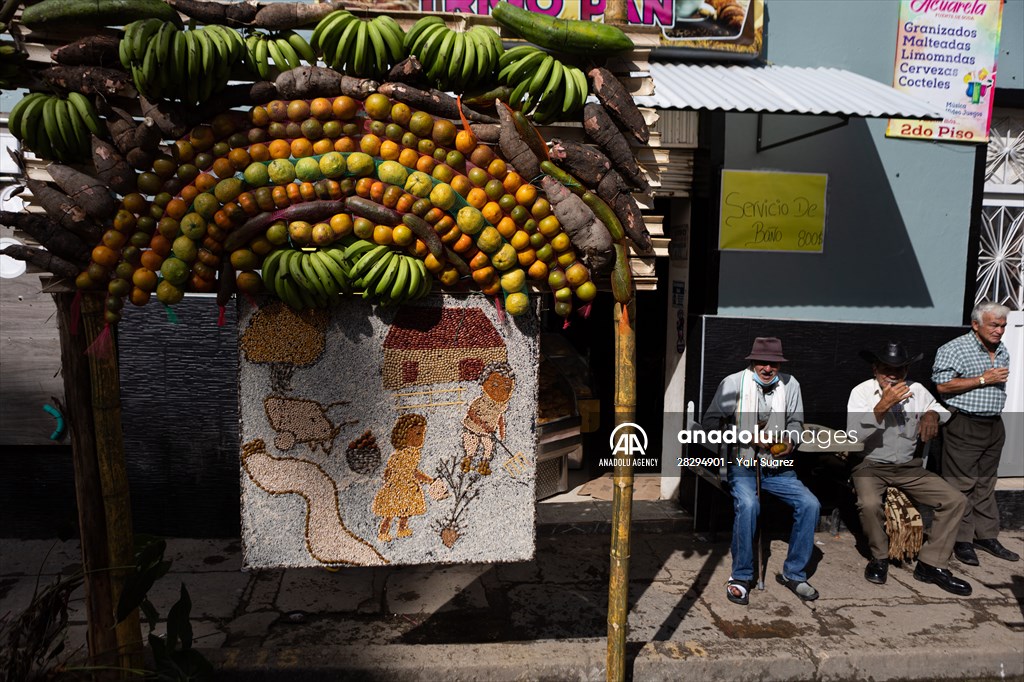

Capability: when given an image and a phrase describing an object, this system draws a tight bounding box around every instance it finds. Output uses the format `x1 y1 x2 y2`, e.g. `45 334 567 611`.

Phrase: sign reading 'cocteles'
718 170 828 253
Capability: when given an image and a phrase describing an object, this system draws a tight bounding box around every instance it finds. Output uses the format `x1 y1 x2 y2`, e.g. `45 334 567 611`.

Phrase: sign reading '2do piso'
718 170 828 253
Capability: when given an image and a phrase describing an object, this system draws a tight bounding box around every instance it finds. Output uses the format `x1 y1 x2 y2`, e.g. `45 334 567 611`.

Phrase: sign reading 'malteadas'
886 0 1004 143
718 170 828 253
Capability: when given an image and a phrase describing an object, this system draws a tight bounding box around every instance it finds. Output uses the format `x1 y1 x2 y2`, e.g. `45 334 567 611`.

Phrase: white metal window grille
978 109 1024 310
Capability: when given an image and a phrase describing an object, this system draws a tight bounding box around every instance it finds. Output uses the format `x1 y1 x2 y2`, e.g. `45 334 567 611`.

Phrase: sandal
726 578 751 606
776 574 819 601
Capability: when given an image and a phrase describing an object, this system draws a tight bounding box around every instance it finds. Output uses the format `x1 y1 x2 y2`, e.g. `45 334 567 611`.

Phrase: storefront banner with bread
416 0 764 58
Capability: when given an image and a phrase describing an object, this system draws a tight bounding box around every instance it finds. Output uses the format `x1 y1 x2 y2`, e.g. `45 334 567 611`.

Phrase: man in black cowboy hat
847 341 971 596
702 337 821 606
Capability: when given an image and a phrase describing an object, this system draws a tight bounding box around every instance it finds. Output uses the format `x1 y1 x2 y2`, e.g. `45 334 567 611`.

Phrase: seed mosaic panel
238 294 539 568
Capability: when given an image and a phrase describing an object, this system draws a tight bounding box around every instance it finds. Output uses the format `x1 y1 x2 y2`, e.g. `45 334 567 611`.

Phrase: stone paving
1 504 1021 681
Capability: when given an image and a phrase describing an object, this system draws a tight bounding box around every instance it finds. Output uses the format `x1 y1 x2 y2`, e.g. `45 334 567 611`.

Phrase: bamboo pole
607 300 636 682
79 294 144 674
54 291 120 681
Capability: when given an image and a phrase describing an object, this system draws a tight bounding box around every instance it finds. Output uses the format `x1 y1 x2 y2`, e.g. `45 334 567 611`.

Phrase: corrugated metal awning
637 63 943 120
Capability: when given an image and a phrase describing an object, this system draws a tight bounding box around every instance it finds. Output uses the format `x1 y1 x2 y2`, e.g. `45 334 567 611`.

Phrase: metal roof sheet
637 63 943 119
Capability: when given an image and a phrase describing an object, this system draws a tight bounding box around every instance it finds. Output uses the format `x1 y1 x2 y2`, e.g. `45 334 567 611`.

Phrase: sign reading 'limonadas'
718 170 828 253
887 0 1004 143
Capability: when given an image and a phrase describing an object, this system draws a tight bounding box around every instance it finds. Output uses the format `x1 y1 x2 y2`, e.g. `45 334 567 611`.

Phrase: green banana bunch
0 41 28 89
243 30 316 80
7 92 102 162
405 19 503 93
497 45 589 124
120 20 244 105
311 10 406 80
346 241 431 305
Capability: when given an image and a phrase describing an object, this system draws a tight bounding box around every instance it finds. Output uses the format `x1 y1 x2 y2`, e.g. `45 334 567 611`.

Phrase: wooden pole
54 291 120 681
79 293 144 674
607 300 636 682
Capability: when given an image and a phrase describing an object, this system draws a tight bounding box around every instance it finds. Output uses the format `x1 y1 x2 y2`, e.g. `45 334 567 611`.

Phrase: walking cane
755 456 765 590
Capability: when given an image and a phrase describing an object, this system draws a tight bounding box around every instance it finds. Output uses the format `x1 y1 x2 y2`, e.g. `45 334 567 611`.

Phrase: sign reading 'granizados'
886 0 1004 143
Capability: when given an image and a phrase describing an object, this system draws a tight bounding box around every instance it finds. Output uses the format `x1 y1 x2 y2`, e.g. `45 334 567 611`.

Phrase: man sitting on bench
702 337 821 606
847 341 971 596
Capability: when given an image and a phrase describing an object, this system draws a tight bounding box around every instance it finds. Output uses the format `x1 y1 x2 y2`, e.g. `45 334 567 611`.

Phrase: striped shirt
931 331 1010 416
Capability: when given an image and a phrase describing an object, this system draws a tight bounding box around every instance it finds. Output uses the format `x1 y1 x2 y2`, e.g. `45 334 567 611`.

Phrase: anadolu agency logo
600 423 659 467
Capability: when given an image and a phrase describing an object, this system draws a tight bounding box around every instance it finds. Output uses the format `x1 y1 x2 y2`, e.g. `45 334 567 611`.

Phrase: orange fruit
212 158 235 180
496 216 517 239
423 253 444 273
364 93 392 120
526 259 548 281
250 105 271 126
392 224 414 246
334 137 357 153
450 174 471 197
228 148 251 170
455 130 477 155
481 201 502 225
329 213 353 237
290 138 314 158
515 184 537 208
194 173 217 193
372 224 394 245
466 187 488 209
503 171 523 194
333 95 358 120
517 248 537 267
390 102 412 126
379 139 401 160
268 139 291 159
359 134 382 156
164 198 188 220
140 250 164 271
287 99 310 122
398 147 419 169
249 143 270 162
266 100 288 121
91 245 119 268
432 119 456 146
310 97 333 121
415 155 436 174
487 158 507 179
312 138 334 155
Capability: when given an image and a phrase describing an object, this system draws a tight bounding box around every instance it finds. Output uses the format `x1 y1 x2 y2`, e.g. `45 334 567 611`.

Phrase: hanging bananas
7 92 102 162
0 41 28 89
497 45 589 124
263 242 431 311
311 11 407 80
120 19 245 105
243 30 316 80
405 19 503 93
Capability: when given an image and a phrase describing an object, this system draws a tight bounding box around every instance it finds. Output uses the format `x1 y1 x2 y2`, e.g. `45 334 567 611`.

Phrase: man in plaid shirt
932 301 1018 566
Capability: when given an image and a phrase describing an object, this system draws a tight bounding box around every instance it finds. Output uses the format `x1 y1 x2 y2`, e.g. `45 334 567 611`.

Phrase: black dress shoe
913 561 972 596
864 559 888 585
974 539 1020 562
953 541 979 566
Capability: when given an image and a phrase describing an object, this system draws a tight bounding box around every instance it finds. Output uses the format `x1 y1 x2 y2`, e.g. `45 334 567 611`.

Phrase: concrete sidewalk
1 504 1022 681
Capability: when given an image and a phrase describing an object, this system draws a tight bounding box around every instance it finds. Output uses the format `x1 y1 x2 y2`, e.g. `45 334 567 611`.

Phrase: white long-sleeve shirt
846 378 950 464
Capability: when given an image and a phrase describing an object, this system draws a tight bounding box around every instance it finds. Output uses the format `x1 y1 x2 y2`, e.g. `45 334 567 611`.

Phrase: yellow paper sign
719 170 828 252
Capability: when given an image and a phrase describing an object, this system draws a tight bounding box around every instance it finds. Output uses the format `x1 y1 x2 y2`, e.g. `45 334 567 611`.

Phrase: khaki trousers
853 458 966 568
941 412 1005 542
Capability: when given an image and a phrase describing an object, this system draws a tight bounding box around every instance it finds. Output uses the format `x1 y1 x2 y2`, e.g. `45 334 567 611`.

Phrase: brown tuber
0 244 80 278
587 67 649 144
40 65 137 98
583 103 649 192
275 66 375 100
51 35 122 67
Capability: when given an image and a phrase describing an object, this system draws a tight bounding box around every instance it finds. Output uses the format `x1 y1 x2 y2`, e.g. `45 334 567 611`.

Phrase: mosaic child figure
372 413 434 542
461 362 516 476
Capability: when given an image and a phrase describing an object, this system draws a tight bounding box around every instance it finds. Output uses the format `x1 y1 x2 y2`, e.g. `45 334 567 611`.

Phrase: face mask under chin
753 373 780 388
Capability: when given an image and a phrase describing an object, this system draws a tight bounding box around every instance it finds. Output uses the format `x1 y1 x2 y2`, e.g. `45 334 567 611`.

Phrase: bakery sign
886 0 1004 143
418 0 765 57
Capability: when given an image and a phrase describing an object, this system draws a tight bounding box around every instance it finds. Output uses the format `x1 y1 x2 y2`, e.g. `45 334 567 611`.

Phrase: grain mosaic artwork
238 295 539 568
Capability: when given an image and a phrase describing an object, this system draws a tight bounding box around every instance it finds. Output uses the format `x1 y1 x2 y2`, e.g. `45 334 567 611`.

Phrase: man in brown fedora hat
702 337 821 605
847 341 971 596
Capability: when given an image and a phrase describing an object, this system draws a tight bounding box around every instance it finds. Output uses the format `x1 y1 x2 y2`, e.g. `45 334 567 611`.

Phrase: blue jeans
727 465 821 583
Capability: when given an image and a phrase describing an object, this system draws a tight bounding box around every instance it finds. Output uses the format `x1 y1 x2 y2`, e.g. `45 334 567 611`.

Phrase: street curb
203 640 608 681
634 638 1024 682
